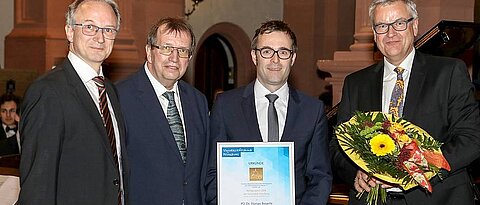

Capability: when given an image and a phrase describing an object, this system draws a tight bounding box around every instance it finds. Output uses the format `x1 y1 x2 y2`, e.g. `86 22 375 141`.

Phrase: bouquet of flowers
335 112 450 205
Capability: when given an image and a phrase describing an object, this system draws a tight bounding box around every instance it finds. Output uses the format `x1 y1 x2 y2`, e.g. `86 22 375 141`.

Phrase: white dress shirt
68 51 125 204
382 49 414 114
254 79 289 142
144 64 188 146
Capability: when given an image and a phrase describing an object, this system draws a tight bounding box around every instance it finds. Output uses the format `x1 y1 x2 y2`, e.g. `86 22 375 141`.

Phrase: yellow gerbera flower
370 134 395 156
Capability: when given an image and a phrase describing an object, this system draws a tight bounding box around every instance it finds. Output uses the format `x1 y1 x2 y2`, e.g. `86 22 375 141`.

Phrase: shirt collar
383 49 415 75
254 79 289 101
68 51 104 83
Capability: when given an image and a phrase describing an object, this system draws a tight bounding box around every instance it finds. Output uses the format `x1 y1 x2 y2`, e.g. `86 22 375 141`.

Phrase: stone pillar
5 0 69 73
4 0 185 82
317 0 376 105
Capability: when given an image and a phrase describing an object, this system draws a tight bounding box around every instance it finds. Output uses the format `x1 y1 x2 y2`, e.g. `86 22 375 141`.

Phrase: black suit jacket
0 126 19 156
116 67 209 205
18 59 128 205
330 51 480 204
206 82 332 205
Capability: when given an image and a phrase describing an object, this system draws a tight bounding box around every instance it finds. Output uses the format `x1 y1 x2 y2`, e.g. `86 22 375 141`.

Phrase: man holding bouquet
330 0 480 204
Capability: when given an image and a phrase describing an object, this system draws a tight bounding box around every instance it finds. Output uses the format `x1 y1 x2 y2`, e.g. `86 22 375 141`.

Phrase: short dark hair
146 17 196 54
251 20 298 53
0 94 20 106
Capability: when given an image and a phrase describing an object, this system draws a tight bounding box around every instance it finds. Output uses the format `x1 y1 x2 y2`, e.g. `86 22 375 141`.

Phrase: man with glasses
116 17 209 205
330 0 480 204
19 0 128 204
205 20 332 205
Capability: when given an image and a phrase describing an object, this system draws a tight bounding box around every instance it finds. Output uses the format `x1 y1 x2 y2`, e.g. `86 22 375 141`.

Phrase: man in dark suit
116 18 209 205
205 20 332 205
329 0 480 204
19 0 128 204
0 93 20 155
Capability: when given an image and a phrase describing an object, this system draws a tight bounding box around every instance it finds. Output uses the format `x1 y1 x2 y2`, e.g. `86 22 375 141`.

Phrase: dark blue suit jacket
206 82 332 205
117 67 209 205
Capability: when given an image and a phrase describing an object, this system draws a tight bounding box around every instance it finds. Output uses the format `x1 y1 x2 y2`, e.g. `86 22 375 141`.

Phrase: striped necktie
92 76 122 204
388 67 405 118
163 91 187 163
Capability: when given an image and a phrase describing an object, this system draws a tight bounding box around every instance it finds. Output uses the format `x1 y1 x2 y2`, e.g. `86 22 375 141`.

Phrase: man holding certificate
206 20 332 205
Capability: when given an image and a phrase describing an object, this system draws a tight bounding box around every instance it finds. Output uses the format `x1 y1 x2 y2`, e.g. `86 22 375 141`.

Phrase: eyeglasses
72 24 118 40
254 47 293 60
373 17 414 34
151 44 191 58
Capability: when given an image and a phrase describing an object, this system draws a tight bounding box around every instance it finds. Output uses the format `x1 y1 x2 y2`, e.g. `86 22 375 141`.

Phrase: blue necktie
163 91 187 163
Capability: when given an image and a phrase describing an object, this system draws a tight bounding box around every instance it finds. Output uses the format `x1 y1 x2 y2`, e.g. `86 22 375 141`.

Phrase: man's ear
412 18 419 37
290 52 297 67
65 25 74 43
250 50 257 66
146 45 153 63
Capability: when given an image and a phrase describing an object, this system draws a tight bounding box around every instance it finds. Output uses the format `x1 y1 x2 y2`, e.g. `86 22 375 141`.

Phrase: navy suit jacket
330 51 480 204
19 59 128 205
116 66 209 205
206 82 332 205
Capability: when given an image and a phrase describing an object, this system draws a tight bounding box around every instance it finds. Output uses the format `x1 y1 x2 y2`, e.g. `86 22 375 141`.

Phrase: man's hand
353 170 395 192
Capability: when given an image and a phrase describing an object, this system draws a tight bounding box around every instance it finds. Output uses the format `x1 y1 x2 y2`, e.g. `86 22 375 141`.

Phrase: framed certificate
217 142 295 205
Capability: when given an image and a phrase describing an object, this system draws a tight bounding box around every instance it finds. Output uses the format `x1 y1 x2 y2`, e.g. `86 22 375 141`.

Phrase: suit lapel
134 69 184 162
178 81 197 164
63 59 117 165
241 83 263 141
369 63 384 111
403 52 427 119
281 87 300 141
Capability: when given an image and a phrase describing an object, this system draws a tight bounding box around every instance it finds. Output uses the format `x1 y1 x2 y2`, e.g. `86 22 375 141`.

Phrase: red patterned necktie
388 67 405 118
92 76 122 204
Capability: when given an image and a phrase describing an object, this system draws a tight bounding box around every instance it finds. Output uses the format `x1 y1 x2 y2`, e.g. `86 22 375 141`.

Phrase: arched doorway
194 34 236 108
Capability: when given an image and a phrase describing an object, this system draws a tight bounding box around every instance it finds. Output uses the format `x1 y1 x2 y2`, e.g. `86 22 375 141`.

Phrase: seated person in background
0 93 21 155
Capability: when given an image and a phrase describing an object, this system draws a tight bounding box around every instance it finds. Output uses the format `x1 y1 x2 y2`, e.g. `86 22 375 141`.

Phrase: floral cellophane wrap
335 112 450 191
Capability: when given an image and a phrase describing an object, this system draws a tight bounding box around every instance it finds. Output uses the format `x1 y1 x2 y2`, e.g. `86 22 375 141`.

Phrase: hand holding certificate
217 142 295 205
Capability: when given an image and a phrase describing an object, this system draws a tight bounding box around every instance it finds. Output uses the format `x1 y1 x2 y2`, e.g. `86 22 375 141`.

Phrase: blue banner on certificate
217 142 295 205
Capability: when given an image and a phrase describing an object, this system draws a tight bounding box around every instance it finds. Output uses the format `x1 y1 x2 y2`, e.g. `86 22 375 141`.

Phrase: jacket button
113 179 119 186
184 181 187 185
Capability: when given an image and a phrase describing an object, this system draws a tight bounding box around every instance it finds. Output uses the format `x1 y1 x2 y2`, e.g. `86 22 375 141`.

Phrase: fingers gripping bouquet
335 112 450 205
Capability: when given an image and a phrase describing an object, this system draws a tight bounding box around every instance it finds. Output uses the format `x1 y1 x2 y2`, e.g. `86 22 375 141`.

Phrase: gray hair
66 0 121 31
146 17 196 53
368 0 418 25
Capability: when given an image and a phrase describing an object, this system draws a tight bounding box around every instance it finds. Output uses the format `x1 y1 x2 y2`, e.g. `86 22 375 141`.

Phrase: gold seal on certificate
217 142 295 205
249 168 263 181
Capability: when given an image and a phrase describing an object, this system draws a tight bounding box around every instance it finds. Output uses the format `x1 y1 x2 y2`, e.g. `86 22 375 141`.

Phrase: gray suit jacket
19 59 128 205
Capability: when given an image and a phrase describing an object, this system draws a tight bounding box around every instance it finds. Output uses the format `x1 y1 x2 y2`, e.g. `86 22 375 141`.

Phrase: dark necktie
92 76 122 204
163 91 187 163
266 94 279 142
388 67 405 118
